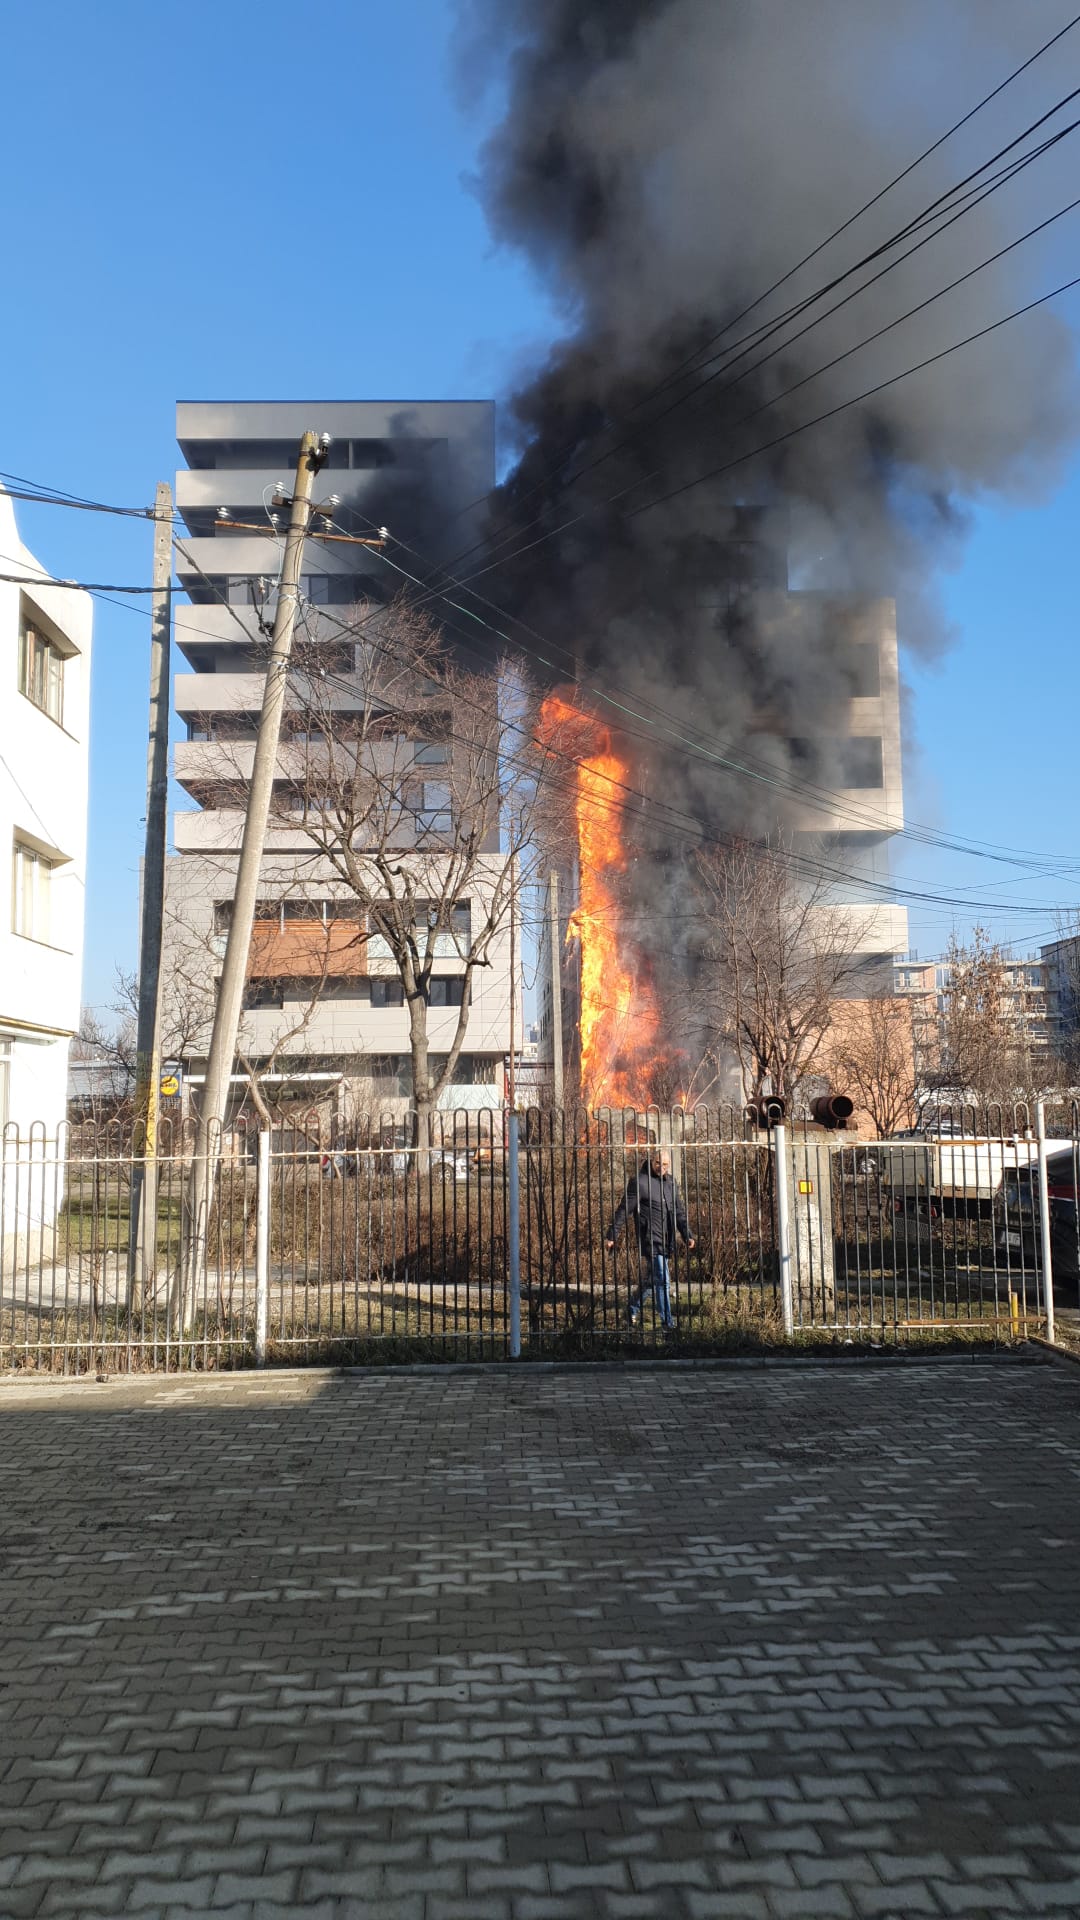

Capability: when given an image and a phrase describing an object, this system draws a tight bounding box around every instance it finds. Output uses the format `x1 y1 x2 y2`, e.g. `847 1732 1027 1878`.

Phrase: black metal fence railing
0 1102 1071 1373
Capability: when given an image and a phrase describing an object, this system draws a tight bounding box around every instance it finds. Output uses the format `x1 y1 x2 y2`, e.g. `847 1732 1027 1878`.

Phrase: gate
519 1106 777 1350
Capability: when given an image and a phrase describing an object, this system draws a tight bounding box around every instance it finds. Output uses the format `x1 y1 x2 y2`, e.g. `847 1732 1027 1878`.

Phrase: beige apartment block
165 402 511 1122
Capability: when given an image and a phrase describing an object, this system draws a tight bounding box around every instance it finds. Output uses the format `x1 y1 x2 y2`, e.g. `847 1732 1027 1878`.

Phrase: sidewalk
2 1358 1079 1917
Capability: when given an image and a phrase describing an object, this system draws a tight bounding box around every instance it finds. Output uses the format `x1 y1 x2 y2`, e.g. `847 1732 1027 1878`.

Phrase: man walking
606 1146 695 1330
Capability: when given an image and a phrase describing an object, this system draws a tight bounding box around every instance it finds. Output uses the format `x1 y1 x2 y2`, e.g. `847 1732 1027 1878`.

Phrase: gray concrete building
166 401 512 1124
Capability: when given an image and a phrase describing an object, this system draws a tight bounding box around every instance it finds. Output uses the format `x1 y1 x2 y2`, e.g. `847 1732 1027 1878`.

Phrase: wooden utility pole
181 432 325 1322
548 870 564 1110
128 481 172 1312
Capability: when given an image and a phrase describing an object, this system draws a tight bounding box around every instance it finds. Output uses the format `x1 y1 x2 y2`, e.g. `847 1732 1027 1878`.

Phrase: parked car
995 1148 1079 1286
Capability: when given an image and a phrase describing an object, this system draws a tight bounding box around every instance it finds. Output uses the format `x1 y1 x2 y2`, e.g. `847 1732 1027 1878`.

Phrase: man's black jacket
608 1161 690 1255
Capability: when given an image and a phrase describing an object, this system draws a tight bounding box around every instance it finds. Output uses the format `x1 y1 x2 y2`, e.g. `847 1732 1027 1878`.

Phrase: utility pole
128 481 172 1313
548 870 564 1110
507 861 517 1111
181 432 325 1323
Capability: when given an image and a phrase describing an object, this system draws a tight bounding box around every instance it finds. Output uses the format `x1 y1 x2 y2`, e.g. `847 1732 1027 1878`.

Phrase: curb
0 1344 1052 1397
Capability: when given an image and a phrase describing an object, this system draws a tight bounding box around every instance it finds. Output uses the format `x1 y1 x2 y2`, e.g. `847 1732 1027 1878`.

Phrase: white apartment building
0 487 92 1162
779 590 907 967
167 402 512 1122
892 950 1050 1084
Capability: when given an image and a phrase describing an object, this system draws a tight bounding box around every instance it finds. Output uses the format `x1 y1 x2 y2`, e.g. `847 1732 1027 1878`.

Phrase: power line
35 474 1065 882
9 162 1075 862
429 92 1080 591
162 232 1076 869
10 450 1071 897
0 569 158 592
0 483 153 520
454 118 1080 594
602 12 1080 432
401 21 1080 596
309 504 1080 873
282 604 1080 921
168 534 922 906
630 267 1080 521
456 265 1080 581
164 538 1080 929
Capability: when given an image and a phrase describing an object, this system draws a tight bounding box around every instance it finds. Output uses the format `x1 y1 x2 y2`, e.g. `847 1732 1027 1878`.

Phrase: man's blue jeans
631 1249 674 1328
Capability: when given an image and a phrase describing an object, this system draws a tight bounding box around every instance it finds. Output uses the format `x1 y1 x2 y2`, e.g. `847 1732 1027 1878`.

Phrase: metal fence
0 1102 1072 1374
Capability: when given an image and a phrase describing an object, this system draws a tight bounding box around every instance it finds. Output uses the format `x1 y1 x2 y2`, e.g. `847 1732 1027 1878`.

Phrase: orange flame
538 691 679 1109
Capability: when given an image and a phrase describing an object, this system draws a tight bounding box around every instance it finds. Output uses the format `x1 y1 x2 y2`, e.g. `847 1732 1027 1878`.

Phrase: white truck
879 1131 1070 1210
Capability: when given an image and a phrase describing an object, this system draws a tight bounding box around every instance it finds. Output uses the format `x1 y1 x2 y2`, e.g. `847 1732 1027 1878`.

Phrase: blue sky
1 0 1078 1009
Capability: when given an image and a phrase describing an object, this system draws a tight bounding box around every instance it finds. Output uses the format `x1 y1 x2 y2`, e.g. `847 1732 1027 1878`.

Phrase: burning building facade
535 524 907 1110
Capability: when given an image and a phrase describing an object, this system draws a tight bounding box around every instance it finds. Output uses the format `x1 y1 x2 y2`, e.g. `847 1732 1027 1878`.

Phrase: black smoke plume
460 0 1078 802
457 0 1080 1085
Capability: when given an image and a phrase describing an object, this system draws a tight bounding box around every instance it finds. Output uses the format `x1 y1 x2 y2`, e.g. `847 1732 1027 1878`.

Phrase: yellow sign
159 1074 180 1099
797 1179 814 1195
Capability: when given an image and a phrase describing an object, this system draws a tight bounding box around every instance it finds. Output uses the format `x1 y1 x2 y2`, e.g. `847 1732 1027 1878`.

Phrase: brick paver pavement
2 1356 1080 1918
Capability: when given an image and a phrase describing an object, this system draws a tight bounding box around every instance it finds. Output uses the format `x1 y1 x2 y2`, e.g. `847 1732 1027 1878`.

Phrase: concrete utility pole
548 870 564 1110
508 863 517 1111
181 431 325 1322
128 481 173 1313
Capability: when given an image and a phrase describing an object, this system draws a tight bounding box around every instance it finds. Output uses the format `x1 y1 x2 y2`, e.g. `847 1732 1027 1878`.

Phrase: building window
789 735 884 789
428 976 465 1008
427 1053 497 1087
370 977 405 1008
12 840 58 944
839 642 881 699
411 782 452 838
414 741 449 766
241 979 285 1010
18 602 67 725
838 737 884 788
369 1054 412 1097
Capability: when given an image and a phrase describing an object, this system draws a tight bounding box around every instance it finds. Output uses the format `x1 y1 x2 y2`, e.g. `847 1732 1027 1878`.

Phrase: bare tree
937 925 1041 1107
693 836 874 1110
822 991 923 1138
70 1001 138 1133
266 596 569 1145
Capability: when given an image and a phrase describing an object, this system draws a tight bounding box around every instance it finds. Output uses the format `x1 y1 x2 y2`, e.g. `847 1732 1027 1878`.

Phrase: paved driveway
2 1357 1080 1918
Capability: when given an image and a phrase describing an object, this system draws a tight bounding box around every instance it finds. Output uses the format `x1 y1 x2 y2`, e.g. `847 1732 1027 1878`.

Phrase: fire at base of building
536 581 906 1114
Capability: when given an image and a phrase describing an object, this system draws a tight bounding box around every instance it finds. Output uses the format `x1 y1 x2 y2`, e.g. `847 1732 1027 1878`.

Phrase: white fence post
255 1129 271 1366
1036 1099 1056 1345
773 1121 794 1338
507 1110 521 1358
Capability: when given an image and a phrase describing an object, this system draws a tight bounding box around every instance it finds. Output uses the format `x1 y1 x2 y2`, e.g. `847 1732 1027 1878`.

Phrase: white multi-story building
166 402 513 1122
892 950 1050 1084
0 487 92 1153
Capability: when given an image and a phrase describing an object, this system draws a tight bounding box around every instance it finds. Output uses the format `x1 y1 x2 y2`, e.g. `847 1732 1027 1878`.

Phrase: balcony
175 534 367 582
175 672 264 717
175 465 416 528
174 672 368 717
247 919 367 979
175 602 263 648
